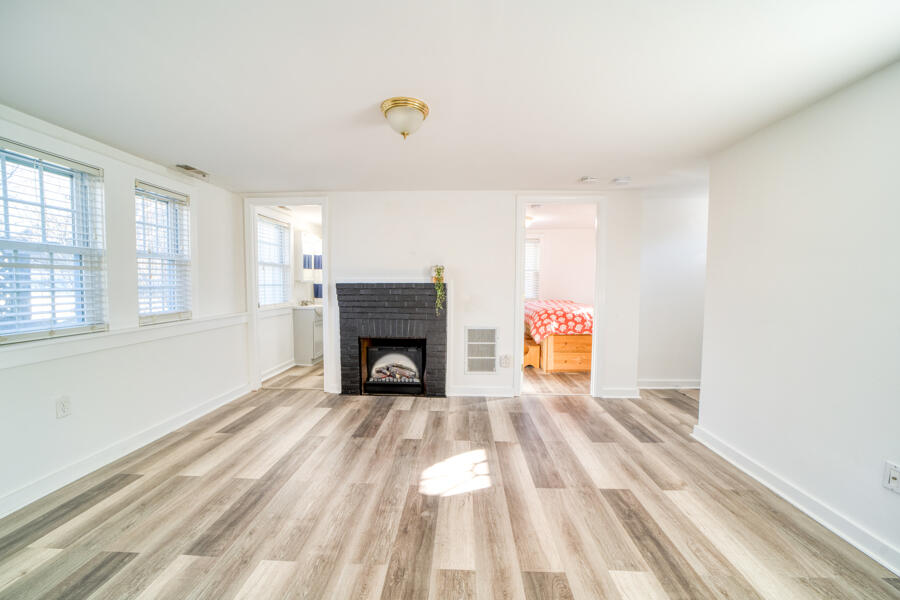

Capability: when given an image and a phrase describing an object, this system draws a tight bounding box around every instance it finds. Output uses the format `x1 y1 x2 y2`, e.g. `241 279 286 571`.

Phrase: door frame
513 194 606 396
243 195 330 390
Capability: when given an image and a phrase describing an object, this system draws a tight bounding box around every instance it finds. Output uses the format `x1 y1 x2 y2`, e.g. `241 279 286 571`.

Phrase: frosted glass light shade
380 97 429 139
385 106 425 137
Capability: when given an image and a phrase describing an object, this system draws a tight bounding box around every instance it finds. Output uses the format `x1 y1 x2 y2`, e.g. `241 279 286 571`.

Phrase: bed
524 299 593 373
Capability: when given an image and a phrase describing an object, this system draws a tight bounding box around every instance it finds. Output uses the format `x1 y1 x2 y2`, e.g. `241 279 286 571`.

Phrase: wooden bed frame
539 334 592 373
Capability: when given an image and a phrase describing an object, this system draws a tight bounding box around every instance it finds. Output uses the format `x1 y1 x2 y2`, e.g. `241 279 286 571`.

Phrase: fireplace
361 338 426 395
337 283 446 396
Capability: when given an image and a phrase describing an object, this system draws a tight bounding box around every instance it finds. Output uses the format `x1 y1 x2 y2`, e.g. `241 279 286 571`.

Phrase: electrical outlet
499 354 511 368
55 396 71 419
884 461 900 493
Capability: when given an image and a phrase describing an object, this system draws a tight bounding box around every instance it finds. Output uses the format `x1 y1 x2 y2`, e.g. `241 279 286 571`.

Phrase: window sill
139 311 192 327
0 323 109 346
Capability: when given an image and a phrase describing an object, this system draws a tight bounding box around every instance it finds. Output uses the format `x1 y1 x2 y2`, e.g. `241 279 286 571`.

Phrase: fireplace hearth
337 283 447 396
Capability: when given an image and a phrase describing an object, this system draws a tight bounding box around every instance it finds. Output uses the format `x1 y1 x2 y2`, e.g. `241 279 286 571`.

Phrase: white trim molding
638 379 701 389
693 425 900 576
0 382 252 519
258 306 294 320
0 312 248 370
261 360 296 382
597 387 642 399
446 385 516 398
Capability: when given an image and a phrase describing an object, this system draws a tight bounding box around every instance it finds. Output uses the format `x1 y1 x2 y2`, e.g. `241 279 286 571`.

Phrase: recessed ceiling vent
175 164 209 180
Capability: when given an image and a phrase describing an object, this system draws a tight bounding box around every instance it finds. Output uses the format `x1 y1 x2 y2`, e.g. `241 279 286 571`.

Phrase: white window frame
524 236 541 300
135 180 191 326
0 137 107 345
256 212 292 308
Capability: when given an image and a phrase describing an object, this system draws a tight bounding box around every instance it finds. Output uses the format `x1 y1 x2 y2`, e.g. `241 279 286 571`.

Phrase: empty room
0 1 898 599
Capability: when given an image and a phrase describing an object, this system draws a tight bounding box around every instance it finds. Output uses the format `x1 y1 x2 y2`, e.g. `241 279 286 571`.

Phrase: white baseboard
261 360 295 381
597 387 642 399
446 385 516 398
0 382 251 519
692 425 900 576
638 379 701 389
294 357 324 368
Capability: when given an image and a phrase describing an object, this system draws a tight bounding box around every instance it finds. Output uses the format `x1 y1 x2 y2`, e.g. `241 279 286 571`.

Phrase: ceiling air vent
175 164 209 180
466 327 497 373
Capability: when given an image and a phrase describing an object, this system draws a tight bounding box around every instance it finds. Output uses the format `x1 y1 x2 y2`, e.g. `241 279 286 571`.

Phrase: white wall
326 191 519 396
638 188 708 388
257 308 295 379
530 228 595 304
0 106 249 517
325 192 648 398
595 195 643 397
290 207 323 305
698 60 900 572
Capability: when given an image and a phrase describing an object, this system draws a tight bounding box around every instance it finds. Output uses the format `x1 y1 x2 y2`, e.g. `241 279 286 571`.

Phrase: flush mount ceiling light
380 97 429 139
610 176 632 186
579 176 602 184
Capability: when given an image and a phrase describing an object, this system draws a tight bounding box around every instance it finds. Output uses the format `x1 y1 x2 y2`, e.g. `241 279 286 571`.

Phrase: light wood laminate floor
265 362 325 391
522 367 591 395
0 386 897 599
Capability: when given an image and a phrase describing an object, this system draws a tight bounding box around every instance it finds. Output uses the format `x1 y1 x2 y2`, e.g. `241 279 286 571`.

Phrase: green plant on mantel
432 265 445 315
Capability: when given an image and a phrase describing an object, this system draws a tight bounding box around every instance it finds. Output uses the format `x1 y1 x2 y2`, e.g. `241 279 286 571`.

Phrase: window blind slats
0 146 107 344
524 238 540 299
135 181 191 325
257 215 291 306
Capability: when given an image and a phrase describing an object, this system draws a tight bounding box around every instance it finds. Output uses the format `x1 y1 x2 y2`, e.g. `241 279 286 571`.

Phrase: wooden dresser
540 334 592 372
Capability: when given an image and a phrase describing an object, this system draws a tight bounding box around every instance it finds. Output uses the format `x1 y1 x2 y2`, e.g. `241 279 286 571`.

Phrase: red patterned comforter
524 299 593 343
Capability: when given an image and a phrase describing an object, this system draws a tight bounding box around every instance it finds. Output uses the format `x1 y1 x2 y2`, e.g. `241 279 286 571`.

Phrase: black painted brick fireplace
337 283 447 396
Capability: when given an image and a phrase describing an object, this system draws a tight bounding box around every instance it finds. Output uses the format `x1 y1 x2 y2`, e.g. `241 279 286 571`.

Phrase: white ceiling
526 203 597 230
1 1 899 193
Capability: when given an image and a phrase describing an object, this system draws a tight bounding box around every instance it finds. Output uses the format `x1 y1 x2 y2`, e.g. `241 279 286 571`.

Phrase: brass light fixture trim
380 97 430 138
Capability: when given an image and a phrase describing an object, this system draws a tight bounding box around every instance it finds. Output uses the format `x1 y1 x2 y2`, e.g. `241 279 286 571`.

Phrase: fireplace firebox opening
360 337 427 395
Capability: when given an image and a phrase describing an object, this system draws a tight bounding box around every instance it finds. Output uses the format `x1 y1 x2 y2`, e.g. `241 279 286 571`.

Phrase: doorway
514 196 603 396
243 197 330 392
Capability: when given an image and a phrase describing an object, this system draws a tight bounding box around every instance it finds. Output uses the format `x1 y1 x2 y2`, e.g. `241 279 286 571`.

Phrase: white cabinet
293 306 323 365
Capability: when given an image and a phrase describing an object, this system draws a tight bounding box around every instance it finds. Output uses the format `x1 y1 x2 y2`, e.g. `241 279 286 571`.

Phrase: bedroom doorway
515 198 600 396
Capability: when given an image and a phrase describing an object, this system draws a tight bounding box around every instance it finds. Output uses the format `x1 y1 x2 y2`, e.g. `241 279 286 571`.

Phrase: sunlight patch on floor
419 449 491 497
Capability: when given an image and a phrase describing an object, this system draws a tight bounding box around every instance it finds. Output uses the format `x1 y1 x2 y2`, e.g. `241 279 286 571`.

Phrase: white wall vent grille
466 327 497 372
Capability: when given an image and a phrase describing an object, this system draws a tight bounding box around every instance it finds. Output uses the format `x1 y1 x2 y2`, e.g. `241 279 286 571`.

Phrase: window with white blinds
257 215 291 306
135 181 191 325
0 139 107 344
524 238 541 299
